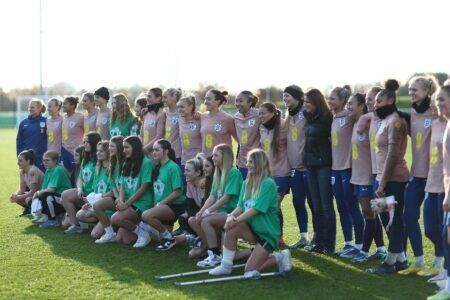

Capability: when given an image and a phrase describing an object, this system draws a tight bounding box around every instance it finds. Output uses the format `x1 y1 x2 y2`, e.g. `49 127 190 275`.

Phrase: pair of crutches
155 264 284 286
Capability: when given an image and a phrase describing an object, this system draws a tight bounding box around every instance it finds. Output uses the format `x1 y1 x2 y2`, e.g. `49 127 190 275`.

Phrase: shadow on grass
24 224 435 300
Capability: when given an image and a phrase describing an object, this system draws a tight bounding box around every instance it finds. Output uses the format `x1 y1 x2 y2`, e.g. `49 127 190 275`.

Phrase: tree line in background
0 72 448 112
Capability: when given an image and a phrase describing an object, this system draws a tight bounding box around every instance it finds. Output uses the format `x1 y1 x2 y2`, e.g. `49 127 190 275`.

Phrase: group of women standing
12 79 450 299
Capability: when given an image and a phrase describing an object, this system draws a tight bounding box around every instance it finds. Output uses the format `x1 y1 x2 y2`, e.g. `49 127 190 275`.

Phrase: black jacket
303 111 332 168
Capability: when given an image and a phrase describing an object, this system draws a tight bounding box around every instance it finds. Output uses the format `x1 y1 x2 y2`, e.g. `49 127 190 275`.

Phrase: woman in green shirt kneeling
94 136 125 244
110 136 154 245
193 144 244 268
209 149 293 277
132 139 186 250
33 150 72 228
61 132 101 234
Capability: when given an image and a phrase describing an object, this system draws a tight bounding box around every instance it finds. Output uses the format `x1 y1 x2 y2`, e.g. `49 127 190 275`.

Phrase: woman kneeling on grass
133 139 186 250
94 136 125 243
32 151 72 228
76 141 113 239
209 149 292 276
190 144 243 268
110 136 154 245
10 149 44 216
61 132 101 234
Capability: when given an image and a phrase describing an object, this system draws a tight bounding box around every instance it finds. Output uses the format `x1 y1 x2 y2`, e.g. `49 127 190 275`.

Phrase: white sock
222 247 236 265
434 256 444 268
446 277 450 292
385 252 397 265
355 244 362 250
162 230 172 239
300 232 308 240
133 226 141 235
377 246 386 252
345 241 354 246
105 226 114 234
397 252 407 262
415 255 424 267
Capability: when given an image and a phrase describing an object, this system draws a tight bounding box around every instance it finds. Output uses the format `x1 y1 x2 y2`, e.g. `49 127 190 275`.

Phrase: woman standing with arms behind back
16 98 47 172
303 89 336 254
46 98 63 155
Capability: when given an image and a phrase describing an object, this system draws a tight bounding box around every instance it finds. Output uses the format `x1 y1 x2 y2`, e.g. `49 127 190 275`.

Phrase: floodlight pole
39 0 43 95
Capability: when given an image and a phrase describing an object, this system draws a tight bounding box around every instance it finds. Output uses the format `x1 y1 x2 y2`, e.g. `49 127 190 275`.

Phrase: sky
0 0 449 94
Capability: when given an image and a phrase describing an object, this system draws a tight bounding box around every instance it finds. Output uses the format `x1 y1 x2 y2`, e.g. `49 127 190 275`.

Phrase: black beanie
94 87 110 101
284 85 304 102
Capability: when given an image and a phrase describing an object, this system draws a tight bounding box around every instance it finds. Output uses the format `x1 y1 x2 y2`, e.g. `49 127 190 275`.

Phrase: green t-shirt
111 163 122 193
210 166 243 213
238 177 280 250
94 166 112 194
110 115 134 138
130 121 140 136
42 165 72 195
80 161 96 195
153 160 185 205
120 157 154 212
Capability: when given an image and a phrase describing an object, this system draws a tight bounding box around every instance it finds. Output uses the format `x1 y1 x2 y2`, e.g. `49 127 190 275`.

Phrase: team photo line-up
10 78 450 298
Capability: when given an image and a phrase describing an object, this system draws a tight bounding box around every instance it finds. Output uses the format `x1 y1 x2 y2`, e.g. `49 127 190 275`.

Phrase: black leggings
39 192 64 220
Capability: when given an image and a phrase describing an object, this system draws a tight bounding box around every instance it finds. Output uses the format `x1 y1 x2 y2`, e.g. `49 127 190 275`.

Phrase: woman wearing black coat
303 89 336 254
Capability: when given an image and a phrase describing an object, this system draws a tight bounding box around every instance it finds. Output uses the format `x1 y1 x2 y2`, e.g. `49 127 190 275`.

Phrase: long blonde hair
244 149 271 199
212 144 234 197
112 93 133 123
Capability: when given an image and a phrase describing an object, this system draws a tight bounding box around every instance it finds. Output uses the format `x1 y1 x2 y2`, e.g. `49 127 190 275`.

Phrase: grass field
0 128 437 299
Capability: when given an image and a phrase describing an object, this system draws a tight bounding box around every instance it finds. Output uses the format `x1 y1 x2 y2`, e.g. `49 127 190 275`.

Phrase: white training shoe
244 270 261 279
33 214 48 224
95 231 117 244
209 261 233 276
64 224 83 234
436 279 446 290
197 250 221 268
133 229 151 248
276 249 293 273
429 269 446 283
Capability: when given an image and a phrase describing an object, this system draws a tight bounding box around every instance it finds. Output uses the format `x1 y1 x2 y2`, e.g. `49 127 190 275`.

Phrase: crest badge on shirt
148 120 156 127
357 132 367 142
171 117 179 125
69 121 76 129
424 119 431 129
248 119 256 127
214 123 222 132
40 122 46 128
339 118 346 127
101 117 108 125
189 123 197 131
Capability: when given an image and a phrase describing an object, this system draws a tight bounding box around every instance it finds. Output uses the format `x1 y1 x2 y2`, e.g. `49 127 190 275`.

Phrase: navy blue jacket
16 115 48 162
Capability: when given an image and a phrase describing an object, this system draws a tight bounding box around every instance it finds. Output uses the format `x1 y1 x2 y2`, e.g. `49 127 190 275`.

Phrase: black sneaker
304 243 316 252
366 262 396 274
394 260 409 271
156 238 176 251
19 206 31 217
310 245 330 255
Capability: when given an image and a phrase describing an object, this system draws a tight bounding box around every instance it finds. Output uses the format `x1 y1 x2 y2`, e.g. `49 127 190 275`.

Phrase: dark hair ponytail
240 90 259 107
151 139 176 181
209 89 228 105
19 149 35 165
353 93 368 114
261 102 281 157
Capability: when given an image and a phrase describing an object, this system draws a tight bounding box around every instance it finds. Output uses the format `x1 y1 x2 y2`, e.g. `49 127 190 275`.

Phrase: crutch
174 271 283 286
155 264 246 280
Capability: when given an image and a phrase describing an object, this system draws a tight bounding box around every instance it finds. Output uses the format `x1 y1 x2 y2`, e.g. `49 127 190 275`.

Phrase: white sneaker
197 250 221 268
140 223 161 241
133 229 151 248
33 214 48 224
64 224 83 234
209 261 233 276
95 231 117 244
429 269 446 283
244 270 261 279
276 249 292 273
436 279 446 290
